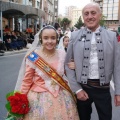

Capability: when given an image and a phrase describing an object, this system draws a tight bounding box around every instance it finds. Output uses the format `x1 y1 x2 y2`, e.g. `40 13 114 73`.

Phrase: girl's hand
67 59 75 70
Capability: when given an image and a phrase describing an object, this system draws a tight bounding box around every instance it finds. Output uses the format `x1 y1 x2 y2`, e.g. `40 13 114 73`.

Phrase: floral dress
20 49 80 120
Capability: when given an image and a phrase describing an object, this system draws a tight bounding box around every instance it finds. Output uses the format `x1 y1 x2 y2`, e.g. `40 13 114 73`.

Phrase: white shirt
88 31 99 79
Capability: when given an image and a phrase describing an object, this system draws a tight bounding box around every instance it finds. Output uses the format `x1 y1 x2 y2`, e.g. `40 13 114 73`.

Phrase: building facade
0 0 59 35
42 0 58 26
92 0 120 30
54 0 58 23
72 8 82 27
65 6 77 20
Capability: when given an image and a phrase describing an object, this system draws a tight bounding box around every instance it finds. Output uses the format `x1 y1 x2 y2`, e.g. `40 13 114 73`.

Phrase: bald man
65 2 120 120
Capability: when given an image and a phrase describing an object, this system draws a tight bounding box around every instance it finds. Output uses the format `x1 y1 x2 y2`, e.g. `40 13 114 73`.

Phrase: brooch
43 65 50 72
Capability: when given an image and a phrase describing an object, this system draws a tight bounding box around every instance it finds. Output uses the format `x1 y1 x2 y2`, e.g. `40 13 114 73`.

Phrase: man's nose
88 13 93 18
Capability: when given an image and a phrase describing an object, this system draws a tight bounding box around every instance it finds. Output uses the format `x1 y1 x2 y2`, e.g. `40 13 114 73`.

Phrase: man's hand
114 95 120 106
76 90 89 101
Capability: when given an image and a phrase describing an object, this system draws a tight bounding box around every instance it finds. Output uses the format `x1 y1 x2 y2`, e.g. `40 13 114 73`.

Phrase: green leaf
9 112 23 118
6 91 21 100
5 102 11 112
6 91 15 99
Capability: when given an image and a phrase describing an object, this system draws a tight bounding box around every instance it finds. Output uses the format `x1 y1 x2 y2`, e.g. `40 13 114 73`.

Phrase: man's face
82 5 101 31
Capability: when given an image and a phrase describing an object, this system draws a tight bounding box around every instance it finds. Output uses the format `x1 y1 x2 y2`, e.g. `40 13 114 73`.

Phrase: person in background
118 34 120 42
14 25 80 120
63 36 69 52
64 28 71 38
4 25 11 33
115 31 120 42
65 2 120 120
58 36 69 52
5 31 13 51
0 38 5 54
54 22 60 30
57 27 64 42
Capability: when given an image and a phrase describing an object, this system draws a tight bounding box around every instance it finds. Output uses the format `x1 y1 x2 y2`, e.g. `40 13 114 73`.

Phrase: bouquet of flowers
5 91 30 120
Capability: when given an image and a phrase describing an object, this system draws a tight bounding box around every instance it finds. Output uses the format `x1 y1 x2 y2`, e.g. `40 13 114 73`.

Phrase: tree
74 16 83 29
100 15 107 27
60 18 71 30
57 18 62 26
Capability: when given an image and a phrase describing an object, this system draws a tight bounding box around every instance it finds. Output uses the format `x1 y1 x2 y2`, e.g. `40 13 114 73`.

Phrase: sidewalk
1 48 28 56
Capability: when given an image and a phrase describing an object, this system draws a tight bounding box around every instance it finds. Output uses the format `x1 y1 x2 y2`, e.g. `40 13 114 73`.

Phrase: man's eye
84 13 88 16
92 12 96 15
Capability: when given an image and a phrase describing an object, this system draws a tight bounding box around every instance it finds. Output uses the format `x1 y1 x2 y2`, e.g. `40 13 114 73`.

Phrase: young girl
63 36 69 52
15 25 79 120
57 36 69 52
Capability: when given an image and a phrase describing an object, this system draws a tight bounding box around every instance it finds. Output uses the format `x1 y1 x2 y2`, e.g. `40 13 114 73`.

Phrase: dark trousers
77 86 112 120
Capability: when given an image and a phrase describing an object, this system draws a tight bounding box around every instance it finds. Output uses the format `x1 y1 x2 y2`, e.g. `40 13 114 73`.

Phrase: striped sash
27 51 76 102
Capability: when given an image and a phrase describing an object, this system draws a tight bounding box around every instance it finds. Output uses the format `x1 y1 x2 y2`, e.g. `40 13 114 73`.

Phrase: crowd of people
0 30 35 54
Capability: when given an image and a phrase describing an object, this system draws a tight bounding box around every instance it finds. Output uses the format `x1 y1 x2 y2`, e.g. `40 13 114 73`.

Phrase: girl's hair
63 36 69 42
39 25 59 44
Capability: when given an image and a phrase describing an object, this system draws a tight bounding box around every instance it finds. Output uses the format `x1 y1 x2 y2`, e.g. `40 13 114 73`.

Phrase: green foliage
100 15 107 27
60 18 71 30
118 26 120 34
74 16 83 29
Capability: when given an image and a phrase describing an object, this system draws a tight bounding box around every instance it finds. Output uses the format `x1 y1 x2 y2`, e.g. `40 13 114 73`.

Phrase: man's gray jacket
65 27 120 95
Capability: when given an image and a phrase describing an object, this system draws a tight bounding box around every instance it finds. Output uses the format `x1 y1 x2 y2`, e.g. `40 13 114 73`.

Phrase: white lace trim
26 50 66 93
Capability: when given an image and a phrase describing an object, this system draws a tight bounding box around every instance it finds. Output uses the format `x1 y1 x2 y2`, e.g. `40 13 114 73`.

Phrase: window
114 0 119 2
108 7 112 11
103 0 108 3
37 1 40 9
108 0 113 3
113 10 118 14
113 6 119 10
103 3 107 7
108 4 113 7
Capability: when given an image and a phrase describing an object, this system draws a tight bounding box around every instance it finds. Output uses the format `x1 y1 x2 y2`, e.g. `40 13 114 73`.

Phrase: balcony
0 1 45 18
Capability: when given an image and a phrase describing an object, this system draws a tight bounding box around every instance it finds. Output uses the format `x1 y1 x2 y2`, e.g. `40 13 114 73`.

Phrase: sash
27 51 76 102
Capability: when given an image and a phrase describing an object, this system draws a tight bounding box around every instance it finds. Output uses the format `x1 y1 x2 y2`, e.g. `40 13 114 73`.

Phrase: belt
81 79 110 89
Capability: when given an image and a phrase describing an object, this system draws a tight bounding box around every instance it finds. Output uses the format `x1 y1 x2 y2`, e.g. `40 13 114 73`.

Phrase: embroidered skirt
23 89 80 120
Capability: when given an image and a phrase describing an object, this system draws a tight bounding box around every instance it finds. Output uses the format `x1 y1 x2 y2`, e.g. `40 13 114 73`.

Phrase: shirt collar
87 26 100 33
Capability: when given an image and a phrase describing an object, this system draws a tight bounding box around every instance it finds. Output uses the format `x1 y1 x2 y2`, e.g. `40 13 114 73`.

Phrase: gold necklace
42 49 56 59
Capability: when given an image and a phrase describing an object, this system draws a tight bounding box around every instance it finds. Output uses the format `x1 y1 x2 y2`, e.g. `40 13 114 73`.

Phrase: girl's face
63 38 69 47
41 29 57 51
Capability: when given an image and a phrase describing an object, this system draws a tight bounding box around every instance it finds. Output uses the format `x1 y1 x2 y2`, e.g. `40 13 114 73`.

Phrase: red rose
7 92 30 114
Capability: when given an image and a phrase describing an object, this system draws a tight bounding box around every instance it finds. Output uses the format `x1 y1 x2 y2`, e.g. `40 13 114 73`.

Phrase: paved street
0 53 25 120
0 53 120 120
